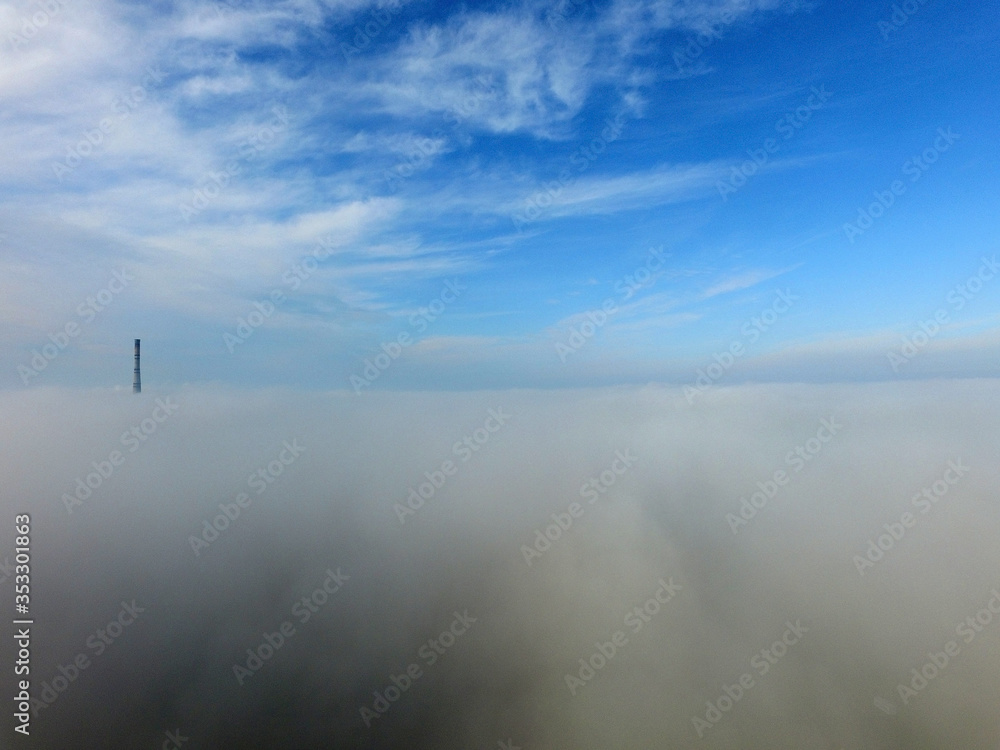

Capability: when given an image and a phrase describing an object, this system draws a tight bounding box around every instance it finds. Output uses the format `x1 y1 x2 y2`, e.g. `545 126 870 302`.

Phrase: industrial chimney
133 339 141 394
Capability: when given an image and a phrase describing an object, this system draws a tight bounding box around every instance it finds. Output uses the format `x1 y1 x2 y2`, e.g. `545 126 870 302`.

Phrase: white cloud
701 266 799 298
359 9 597 137
5 381 997 744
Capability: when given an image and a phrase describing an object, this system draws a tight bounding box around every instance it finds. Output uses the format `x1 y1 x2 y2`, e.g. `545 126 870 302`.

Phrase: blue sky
2 0 998 390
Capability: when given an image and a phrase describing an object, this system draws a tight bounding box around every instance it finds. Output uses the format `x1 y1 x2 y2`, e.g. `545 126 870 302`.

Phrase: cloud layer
2 380 998 747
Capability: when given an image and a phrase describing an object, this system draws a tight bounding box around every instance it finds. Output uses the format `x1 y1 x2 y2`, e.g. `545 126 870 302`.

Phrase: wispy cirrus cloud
701 265 801 298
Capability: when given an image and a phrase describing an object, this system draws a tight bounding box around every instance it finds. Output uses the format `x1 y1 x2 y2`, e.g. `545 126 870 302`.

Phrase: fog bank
1 380 998 749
